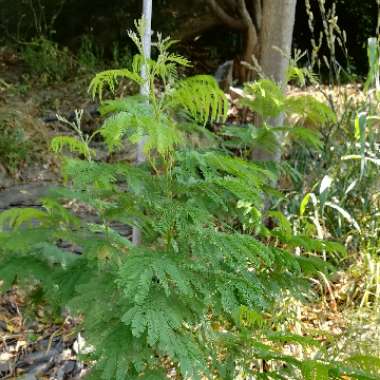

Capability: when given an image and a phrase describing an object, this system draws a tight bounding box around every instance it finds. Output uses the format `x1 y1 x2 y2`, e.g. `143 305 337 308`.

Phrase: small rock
19 374 37 380
56 360 77 380
0 361 10 375
73 333 94 355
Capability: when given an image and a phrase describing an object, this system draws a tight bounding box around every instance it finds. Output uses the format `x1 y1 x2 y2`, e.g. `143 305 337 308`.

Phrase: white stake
132 0 152 245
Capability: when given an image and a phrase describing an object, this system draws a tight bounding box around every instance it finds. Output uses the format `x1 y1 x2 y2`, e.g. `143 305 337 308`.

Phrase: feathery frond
166 75 228 125
89 69 143 99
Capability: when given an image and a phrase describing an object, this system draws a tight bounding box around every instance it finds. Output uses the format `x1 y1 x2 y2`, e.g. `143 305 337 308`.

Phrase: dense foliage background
0 0 378 75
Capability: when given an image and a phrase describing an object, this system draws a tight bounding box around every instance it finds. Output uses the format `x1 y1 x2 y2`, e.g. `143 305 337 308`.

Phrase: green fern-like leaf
346 355 380 377
166 75 228 125
285 95 336 125
51 135 94 160
0 207 48 231
301 360 329 380
89 68 143 99
99 112 133 151
99 95 152 117
241 79 286 119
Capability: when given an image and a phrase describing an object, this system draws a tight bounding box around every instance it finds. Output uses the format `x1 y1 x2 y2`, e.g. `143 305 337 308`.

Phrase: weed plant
0 110 39 175
22 36 74 82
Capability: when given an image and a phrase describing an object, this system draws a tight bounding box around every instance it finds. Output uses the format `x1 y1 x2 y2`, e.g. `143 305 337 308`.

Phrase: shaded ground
0 289 90 379
0 51 97 378
0 50 143 378
0 46 102 188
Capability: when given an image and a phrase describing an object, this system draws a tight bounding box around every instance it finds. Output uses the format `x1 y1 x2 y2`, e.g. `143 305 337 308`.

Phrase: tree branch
174 13 220 40
207 0 246 30
253 0 262 31
224 0 239 11
236 0 258 48
236 0 253 27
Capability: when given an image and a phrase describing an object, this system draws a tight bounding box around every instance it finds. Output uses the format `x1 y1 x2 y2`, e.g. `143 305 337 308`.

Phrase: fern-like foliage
99 109 182 158
236 79 336 160
89 27 226 130
89 66 143 99
0 22 378 380
164 75 228 125
51 135 95 160
241 79 286 119
241 79 336 126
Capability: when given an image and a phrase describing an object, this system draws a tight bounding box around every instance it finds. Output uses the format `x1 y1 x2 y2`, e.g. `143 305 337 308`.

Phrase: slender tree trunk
132 0 152 245
260 0 296 85
252 0 297 162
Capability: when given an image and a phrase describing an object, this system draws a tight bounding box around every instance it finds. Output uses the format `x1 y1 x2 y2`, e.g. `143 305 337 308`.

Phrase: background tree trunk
132 0 152 245
260 0 297 85
252 0 297 162
207 0 260 84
